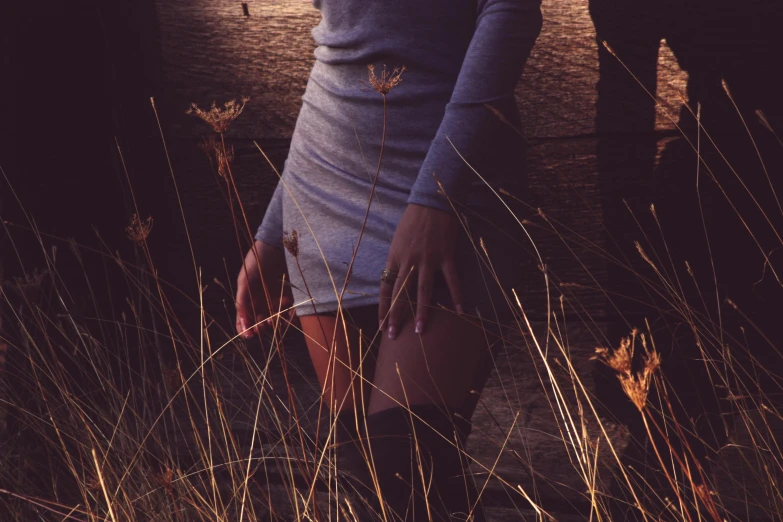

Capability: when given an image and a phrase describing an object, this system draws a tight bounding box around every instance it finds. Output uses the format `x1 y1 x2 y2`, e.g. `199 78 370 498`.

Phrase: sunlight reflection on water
156 0 687 139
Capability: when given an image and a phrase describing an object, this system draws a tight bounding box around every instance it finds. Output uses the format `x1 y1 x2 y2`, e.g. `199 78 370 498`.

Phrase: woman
236 1 542 519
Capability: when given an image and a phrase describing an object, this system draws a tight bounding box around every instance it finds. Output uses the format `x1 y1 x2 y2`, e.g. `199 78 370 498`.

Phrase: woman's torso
278 0 528 313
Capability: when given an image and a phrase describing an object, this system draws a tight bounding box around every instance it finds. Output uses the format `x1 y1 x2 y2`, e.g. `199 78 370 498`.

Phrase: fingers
255 314 272 335
236 314 248 338
237 303 280 338
235 243 295 341
235 274 252 338
382 260 461 339
441 258 464 315
236 303 255 339
235 271 270 339
415 264 434 335
237 301 266 339
386 265 413 340
378 274 393 330
378 262 400 330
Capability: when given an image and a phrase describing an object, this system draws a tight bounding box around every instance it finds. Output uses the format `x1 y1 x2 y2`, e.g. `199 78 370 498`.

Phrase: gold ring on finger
380 268 398 285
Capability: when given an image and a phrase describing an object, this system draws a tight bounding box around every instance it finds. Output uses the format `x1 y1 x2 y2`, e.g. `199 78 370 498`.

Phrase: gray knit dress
255 0 542 317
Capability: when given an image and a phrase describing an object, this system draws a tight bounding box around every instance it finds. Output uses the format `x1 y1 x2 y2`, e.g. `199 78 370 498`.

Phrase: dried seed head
199 135 235 178
186 97 249 133
216 143 235 179
694 483 715 505
283 229 299 257
594 329 661 411
199 134 218 158
757 110 773 132
635 241 656 270
85 474 102 492
10 268 48 301
362 64 405 95
126 214 153 245
155 466 175 495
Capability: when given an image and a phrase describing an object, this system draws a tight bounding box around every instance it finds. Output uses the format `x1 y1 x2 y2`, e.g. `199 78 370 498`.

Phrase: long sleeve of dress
254 180 285 248
407 0 543 211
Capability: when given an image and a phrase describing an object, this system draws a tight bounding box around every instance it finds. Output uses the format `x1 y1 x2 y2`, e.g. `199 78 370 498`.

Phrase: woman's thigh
368 206 527 415
299 306 380 412
368 308 494 415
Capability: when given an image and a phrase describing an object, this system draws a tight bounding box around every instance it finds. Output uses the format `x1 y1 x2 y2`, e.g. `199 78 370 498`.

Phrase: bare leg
299 306 379 413
298 307 382 514
369 309 490 413
365 309 492 521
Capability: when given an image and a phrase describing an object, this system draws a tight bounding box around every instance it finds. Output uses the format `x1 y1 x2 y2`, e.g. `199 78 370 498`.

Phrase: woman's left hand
379 203 464 339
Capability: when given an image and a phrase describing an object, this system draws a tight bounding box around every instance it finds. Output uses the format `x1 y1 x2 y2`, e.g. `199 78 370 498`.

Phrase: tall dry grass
1 72 782 522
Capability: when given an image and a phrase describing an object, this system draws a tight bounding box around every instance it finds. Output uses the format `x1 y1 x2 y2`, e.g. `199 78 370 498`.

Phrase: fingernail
415 321 423 335
387 325 396 340
456 304 464 315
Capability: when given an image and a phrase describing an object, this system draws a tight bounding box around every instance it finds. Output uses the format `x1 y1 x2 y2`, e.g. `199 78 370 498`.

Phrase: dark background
2 2 783 518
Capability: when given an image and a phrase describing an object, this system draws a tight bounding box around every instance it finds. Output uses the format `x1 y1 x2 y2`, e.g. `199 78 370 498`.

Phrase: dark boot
364 405 484 522
334 409 378 515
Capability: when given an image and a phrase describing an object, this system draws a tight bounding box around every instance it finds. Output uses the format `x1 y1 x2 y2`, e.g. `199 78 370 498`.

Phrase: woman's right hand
235 240 293 338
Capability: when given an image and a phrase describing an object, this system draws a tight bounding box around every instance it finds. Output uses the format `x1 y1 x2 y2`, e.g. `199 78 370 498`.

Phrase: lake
155 0 688 140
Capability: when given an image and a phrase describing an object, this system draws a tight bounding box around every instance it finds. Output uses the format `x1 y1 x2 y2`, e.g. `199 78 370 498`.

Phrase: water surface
156 0 687 139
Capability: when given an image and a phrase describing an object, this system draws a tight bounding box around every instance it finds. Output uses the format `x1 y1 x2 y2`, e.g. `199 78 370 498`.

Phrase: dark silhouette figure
590 0 783 518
